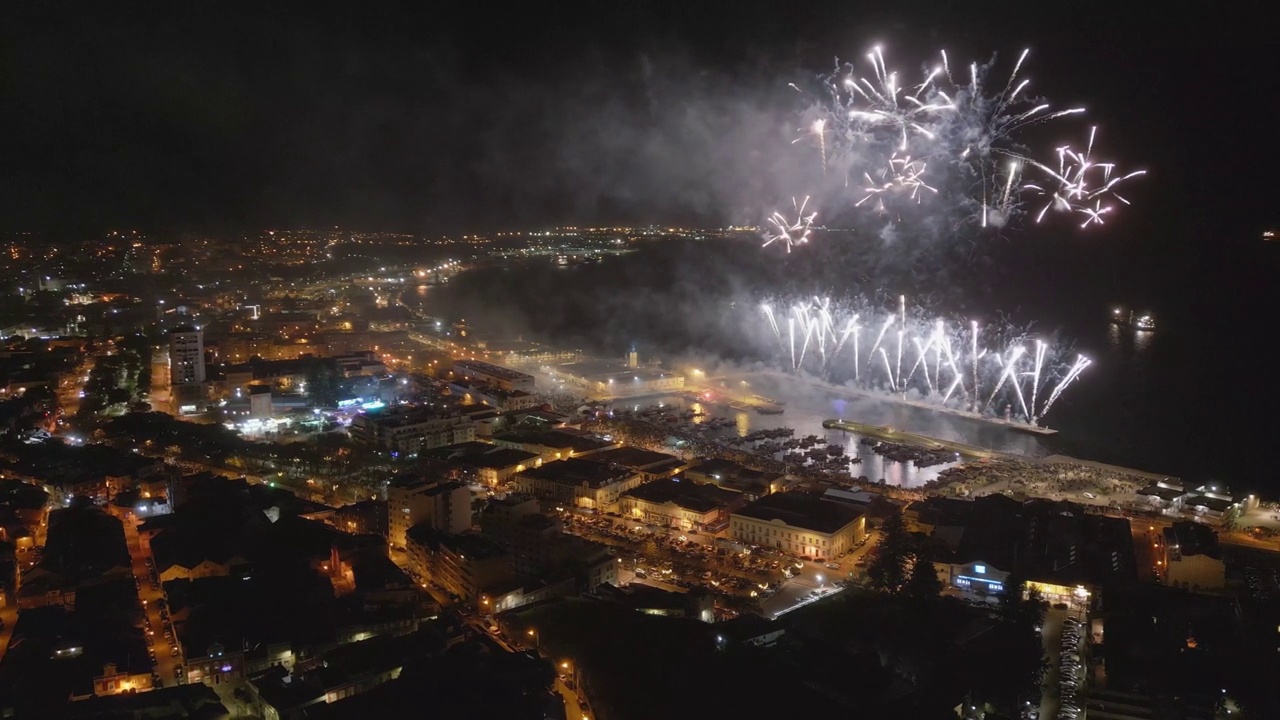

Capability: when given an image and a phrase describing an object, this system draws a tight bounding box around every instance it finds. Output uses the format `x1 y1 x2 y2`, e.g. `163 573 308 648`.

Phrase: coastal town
1 231 1278 720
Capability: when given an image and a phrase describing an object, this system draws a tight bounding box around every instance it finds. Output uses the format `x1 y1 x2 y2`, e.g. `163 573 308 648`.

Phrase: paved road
1039 605 1087 720
0 604 16 665
759 530 879 620
123 515 183 686
1038 607 1066 720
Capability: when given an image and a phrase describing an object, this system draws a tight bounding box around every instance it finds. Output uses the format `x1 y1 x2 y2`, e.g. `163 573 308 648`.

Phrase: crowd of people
924 458 1146 500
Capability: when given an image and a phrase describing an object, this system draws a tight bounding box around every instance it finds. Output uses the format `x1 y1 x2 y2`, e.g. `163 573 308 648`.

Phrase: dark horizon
3 2 1276 247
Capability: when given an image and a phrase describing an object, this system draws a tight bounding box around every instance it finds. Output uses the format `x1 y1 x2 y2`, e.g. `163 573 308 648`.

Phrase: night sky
3 1 1275 244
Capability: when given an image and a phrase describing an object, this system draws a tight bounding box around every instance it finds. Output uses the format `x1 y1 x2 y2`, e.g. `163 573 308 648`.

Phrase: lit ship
1111 306 1156 331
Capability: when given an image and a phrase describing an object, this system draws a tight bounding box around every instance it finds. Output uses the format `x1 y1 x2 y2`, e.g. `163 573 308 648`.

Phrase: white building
387 477 472 549
350 407 477 456
168 326 205 385
451 359 535 392
511 458 644 511
730 491 867 560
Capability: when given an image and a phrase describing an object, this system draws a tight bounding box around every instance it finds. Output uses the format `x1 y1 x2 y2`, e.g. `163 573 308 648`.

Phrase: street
759 529 879 619
1038 604 1088 720
122 514 183 686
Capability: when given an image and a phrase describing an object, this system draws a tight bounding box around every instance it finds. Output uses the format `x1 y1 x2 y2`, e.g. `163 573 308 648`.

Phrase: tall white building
387 477 472 548
168 326 206 386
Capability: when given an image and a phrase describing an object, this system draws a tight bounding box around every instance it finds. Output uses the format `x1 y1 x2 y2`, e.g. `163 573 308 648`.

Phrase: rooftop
1138 485 1189 502
589 446 686 473
733 491 865 535
822 488 876 506
1184 494 1235 512
494 429 614 454
554 360 682 382
452 359 533 382
622 478 738 514
63 683 227 719
687 458 780 483
37 504 132 580
1164 521 1221 559
351 554 414 593
358 405 469 428
0 580 150 712
517 457 636 488
470 448 540 470
407 527 508 561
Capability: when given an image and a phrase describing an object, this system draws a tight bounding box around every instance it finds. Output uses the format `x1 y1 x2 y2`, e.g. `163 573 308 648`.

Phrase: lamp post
527 628 539 653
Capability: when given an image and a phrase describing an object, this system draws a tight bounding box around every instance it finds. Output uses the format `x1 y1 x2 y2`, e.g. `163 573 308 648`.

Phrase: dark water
601 391 964 490
405 237 1280 493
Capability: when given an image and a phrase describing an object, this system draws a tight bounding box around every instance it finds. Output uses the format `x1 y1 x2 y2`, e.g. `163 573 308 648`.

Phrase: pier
823 419 1013 460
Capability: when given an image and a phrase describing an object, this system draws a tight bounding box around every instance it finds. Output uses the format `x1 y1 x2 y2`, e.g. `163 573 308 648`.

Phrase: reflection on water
1107 324 1154 362
599 372 1074 489
1133 330 1154 355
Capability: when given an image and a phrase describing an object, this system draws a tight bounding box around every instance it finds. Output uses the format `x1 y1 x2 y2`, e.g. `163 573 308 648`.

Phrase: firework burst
761 196 817 253
786 45 1145 236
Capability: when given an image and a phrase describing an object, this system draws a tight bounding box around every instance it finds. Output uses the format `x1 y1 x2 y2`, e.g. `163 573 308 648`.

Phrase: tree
904 555 944 599
303 358 342 408
867 509 912 593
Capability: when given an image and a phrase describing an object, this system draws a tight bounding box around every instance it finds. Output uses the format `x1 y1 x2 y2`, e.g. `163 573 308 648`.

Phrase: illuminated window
974 564 986 574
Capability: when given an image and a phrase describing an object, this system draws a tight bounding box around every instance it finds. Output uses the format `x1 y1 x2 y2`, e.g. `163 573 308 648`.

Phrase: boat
1110 306 1156 331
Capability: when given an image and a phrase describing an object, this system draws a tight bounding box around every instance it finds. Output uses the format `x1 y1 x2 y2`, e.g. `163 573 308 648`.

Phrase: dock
823 419 1014 460
823 419 1179 482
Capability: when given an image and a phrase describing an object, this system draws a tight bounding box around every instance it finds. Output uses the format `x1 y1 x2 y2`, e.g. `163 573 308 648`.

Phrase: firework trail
794 118 829 174
759 295 1090 425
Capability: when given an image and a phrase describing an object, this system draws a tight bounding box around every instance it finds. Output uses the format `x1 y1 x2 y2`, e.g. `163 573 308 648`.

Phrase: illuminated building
465 448 541 487
387 477 471 549
450 359 535 392
942 560 1009 596
730 491 867 560
406 528 511 606
490 429 617 463
684 459 783 500
510 458 643 511
350 407 476 456
546 360 684 397
619 478 741 532
168 325 206 386
586 446 687 482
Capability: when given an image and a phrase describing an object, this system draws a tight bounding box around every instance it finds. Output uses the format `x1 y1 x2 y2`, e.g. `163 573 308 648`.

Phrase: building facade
511 458 644 511
168 326 206 386
730 492 866 559
406 528 512 605
451 360 535 392
942 560 1010 596
387 478 472 549
618 478 739 532
350 408 476 456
